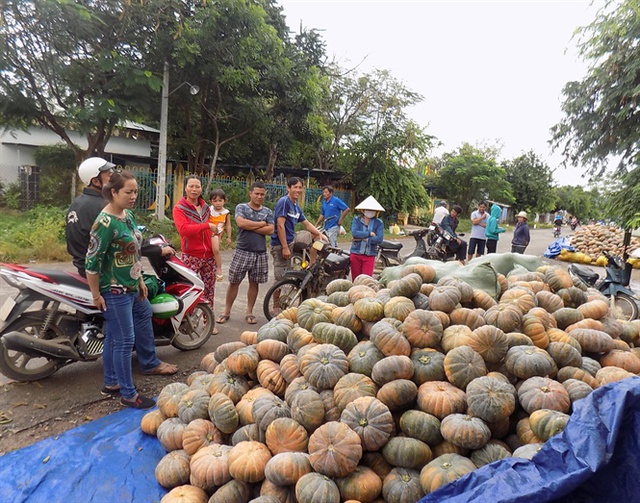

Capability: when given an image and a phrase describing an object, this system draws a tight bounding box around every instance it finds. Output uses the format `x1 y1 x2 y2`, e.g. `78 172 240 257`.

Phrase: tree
551 0 640 177
503 151 556 215
434 143 514 215
335 70 436 214
0 0 163 163
553 185 599 220
603 167 640 229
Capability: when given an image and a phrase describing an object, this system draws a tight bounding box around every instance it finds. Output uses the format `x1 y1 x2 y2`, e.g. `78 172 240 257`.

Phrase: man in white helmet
66 157 116 277
65 157 178 379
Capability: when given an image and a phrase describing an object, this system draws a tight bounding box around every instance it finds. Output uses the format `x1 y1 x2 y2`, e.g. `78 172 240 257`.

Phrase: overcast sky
280 0 600 187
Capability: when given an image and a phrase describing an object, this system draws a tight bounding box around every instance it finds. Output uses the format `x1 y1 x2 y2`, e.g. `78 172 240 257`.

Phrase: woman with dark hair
85 170 157 409
172 175 219 333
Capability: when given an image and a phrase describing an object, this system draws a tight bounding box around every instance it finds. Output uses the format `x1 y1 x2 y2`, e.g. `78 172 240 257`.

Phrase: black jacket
65 188 106 276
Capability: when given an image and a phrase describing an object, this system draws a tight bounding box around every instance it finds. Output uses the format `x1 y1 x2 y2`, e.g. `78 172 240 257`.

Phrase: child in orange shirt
209 188 232 281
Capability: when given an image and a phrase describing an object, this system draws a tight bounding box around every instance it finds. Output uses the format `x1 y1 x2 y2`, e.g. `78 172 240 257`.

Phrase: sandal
212 327 219 335
143 361 178 376
216 314 230 324
245 315 257 325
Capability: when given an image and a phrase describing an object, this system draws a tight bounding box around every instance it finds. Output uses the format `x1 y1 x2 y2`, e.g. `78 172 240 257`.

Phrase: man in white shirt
433 201 449 224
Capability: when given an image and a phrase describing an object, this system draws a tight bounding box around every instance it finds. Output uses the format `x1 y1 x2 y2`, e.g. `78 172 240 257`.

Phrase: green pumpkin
311 322 358 354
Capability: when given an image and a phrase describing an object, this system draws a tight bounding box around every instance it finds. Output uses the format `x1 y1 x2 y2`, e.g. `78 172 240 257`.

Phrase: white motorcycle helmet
78 157 115 186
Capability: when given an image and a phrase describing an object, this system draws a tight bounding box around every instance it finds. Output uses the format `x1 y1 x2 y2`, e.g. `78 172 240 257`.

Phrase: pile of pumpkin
563 224 640 267
142 263 640 503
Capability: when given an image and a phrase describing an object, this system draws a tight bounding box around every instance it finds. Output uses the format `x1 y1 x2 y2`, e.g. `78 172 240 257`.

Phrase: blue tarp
544 237 576 258
0 407 167 503
419 377 640 503
1 378 639 502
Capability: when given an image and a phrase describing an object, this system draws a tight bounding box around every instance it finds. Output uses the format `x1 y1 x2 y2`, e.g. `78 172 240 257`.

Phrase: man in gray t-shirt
468 200 488 261
216 182 274 326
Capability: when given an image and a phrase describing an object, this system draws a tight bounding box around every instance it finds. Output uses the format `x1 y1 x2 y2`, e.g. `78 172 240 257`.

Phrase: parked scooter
376 227 431 269
0 234 215 382
376 224 461 274
264 240 350 320
568 232 639 321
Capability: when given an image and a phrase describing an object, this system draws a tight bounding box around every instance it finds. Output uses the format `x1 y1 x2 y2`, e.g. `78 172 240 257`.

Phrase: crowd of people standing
67 158 538 410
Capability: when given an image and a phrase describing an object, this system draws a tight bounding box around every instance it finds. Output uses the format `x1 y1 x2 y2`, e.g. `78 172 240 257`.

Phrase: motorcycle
0 234 215 382
376 227 431 270
289 219 333 271
263 240 350 320
553 223 562 238
568 236 639 321
376 224 461 275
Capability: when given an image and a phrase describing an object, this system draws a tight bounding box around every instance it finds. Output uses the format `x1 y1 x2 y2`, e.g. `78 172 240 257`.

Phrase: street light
155 62 200 220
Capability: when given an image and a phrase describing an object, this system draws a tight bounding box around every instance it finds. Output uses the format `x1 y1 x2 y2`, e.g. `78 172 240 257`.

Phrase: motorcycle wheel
172 302 215 351
0 316 63 381
263 279 305 321
607 293 639 321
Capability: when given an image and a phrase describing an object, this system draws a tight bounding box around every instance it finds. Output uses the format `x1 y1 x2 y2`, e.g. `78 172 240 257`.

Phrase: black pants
486 239 498 254
511 244 527 254
450 239 468 261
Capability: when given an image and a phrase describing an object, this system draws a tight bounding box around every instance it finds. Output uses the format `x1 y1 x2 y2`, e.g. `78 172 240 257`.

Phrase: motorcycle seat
570 264 599 283
28 268 89 290
380 240 402 250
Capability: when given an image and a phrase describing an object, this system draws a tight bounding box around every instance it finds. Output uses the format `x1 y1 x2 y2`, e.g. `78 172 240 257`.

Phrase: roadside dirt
1 228 636 455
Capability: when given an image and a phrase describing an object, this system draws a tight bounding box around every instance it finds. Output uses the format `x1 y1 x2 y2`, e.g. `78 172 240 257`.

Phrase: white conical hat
355 196 385 212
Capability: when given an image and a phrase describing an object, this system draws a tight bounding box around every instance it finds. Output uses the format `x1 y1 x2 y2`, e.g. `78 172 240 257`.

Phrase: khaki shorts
270 231 313 281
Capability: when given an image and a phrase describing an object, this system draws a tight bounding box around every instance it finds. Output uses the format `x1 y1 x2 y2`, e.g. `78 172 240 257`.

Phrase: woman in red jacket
173 175 219 333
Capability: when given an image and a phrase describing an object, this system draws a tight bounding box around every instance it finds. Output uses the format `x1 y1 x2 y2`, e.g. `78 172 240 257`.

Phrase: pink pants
350 254 375 280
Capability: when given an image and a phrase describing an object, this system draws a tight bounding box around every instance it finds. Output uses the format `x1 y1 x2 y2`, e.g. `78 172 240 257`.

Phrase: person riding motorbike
440 205 468 264
553 215 563 237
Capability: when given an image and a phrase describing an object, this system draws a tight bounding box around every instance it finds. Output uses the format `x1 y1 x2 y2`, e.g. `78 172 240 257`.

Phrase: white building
0 121 159 184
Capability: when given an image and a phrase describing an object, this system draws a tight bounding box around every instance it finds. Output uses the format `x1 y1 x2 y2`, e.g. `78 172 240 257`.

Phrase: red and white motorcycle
0 234 215 382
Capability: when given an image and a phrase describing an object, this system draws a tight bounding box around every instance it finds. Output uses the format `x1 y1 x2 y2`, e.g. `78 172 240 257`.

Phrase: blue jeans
102 292 159 400
102 296 161 373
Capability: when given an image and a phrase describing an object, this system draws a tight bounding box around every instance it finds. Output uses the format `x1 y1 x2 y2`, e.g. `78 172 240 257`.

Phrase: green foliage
0 182 21 210
0 0 163 158
434 143 514 215
503 151 556 215
553 185 599 221
0 206 67 262
33 144 77 207
603 167 640 229
551 0 640 176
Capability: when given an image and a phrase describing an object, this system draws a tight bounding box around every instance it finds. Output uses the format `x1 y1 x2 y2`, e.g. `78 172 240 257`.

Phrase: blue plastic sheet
1 378 639 502
544 237 576 258
0 407 167 503
419 377 640 503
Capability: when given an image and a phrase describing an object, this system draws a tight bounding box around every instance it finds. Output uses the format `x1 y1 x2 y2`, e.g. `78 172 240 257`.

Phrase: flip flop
143 361 178 376
245 315 257 325
216 314 230 324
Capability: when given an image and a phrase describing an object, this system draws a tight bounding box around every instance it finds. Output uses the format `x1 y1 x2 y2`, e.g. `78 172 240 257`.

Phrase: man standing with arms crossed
270 177 328 283
315 185 349 247
216 182 274 325
468 200 489 262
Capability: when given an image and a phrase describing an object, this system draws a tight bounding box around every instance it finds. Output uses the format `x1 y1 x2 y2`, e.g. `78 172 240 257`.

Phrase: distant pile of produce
559 225 640 267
